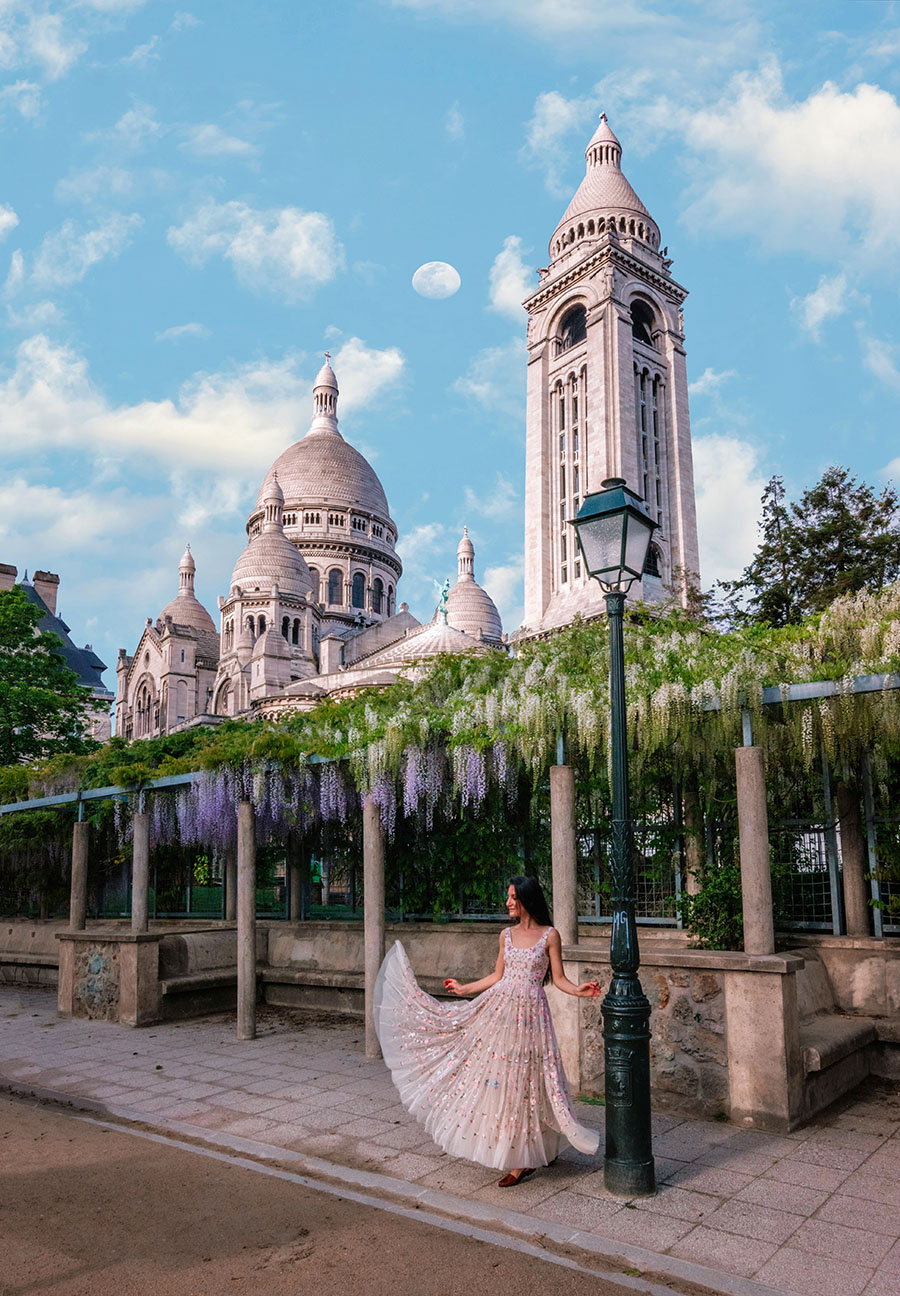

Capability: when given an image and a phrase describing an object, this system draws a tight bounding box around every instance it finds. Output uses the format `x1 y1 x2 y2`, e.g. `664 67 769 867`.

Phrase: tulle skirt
374 940 600 1172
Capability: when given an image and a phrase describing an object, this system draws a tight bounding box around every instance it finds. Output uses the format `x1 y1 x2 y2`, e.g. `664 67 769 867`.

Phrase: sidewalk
2 987 899 1296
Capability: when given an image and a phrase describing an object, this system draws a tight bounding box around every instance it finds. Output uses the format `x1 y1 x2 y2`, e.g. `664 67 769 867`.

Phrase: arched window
351 571 366 609
282 616 290 639
246 615 255 638
258 614 266 635
387 585 395 616
372 577 384 614
556 304 587 354
328 568 342 605
643 545 662 579
631 299 656 346
292 618 301 646
309 567 320 603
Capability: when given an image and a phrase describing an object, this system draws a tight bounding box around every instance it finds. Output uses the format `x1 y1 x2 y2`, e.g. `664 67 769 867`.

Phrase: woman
374 875 602 1188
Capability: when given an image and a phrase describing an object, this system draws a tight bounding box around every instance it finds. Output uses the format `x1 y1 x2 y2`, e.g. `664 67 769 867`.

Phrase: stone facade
523 114 700 633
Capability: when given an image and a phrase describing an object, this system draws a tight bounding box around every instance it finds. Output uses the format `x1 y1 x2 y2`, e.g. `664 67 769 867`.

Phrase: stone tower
522 114 700 631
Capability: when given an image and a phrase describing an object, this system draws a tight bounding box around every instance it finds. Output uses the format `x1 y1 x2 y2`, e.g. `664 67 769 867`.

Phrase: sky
3 0 900 693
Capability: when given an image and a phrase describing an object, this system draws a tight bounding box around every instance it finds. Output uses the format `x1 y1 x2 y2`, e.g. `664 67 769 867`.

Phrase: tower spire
457 526 474 581
178 543 196 595
308 354 340 437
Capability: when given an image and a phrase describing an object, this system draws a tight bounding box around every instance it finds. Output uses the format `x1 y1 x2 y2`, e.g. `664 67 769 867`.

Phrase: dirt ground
0 1094 676 1296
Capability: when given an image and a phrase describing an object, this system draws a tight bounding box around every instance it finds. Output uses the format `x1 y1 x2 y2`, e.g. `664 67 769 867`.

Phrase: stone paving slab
3 986 900 1296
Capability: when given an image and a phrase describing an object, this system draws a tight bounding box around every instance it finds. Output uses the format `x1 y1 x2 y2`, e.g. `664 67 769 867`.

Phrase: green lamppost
570 477 657 1197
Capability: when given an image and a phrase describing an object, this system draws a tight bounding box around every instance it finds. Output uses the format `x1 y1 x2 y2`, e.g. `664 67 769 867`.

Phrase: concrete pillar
69 820 89 931
735 747 774 956
363 797 385 1059
131 811 150 934
237 800 257 1041
224 848 237 921
837 781 869 937
682 773 703 897
550 765 578 946
288 838 304 921
322 858 331 907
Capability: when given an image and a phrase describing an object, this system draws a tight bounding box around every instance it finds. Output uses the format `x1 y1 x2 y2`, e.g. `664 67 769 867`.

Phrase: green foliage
0 586 97 765
715 467 900 628
676 859 745 950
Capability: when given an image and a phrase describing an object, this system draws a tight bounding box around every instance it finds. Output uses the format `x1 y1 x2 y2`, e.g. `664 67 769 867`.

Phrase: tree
0 586 96 765
713 466 900 626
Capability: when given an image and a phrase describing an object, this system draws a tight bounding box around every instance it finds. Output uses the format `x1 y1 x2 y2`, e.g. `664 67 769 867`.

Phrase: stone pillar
837 781 869 937
363 797 385 1059
224 848 237 921
237 800 257 1041
69 820 89 931
288 838 304 921
682 772 703 897
735 747 774 956
322 858 331 907
550 765 578 946
131 811 150 934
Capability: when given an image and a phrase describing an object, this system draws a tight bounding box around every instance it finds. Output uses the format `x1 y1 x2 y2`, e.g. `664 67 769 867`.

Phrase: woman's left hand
574 980 603 998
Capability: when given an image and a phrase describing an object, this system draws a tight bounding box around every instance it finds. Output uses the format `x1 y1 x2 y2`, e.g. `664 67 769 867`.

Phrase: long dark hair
509 875 552 928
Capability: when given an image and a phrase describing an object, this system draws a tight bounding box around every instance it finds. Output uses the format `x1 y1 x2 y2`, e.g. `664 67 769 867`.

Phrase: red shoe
498 1168 535 1188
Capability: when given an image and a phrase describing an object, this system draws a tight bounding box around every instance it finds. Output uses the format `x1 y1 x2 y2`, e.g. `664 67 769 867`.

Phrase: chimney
0 563 17 593
33 570 60 615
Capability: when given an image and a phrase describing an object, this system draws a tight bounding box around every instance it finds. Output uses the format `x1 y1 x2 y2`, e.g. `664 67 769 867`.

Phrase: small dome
179 544 195 573
446 581 503 642
158 543 217 640
314 356 338 391
262 473 284 507
230 530 313 599
457 526 474 558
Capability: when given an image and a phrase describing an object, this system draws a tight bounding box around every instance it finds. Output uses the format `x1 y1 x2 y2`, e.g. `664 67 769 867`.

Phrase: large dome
254 356 391 520
446 582 502 642
258 436 389 517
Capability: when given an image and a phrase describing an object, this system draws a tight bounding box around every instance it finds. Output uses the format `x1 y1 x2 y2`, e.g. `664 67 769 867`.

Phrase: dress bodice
502 926 551 990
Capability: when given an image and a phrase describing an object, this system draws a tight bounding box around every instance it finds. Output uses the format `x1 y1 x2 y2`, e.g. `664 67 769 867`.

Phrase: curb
3 1076 785 1296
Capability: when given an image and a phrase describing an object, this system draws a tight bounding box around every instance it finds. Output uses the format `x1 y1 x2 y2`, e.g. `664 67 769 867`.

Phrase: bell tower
523 114 700 631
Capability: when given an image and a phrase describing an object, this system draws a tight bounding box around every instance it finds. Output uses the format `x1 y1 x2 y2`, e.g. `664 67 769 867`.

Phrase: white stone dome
158 543 217 637
259 436 390 517
446 581 502 642
230 530 313 599
550 114 659 258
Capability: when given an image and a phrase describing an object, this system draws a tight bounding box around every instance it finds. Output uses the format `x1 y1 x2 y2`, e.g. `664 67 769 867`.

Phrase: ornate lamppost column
571 477 657 1197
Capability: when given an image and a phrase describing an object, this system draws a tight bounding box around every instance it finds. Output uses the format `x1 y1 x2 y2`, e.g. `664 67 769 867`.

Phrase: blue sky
3 0 900 689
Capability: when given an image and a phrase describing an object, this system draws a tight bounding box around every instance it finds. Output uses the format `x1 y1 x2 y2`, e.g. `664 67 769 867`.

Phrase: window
351 571 366 609
559 389 565 429
292 618 300 645
643 545 661 578
559 433 565 457
246 615 255 637
561 535 567 562
282 616 290 640
561 565 568 583
572 380 578 424
574 561 581 578
573 428 579 457
258 614 266 635
560 501 566 523
328 569 343 605
631 299 656 346
180 649 184 662
372 577 384 614
556 304 587 353
309 567 320 603
560 464 566 497
574 465 579 495
387 584 395 616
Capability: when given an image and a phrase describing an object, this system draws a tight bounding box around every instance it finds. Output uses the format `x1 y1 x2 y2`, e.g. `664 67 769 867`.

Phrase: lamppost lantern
571 478 657 592
568 476 657 1198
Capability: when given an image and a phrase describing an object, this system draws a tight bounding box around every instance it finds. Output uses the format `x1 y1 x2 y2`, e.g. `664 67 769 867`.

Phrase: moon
412 261 461 299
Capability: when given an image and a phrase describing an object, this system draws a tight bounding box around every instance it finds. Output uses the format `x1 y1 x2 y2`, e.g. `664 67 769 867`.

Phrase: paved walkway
2 987 899 1296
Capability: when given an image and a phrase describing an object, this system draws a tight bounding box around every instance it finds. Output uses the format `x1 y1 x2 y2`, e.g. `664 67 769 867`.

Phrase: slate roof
19 580 113 700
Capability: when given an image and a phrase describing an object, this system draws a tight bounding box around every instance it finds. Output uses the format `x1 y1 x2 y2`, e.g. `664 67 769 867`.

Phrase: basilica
115 115 699 738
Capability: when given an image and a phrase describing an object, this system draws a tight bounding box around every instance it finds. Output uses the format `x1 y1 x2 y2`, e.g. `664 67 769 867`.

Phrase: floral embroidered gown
374 927 600 1172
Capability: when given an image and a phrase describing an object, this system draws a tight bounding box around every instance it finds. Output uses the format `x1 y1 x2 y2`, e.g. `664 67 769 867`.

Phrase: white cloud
482 554 524 634
0 476 145 551
24 12 85 80
692 433 767 586
524 90 593 195
168 199 344 301
453 337 526 423
463 473 519 519
0 80 40 118
395 522 452 615
31 213 142 288
92 102 161 149
861 334 900 391
56 165 136 204
179 123 256 158
0 332 406 474
122 34 159 65
791 273 848 340
156 321 209 342
488 235 532 319
445 100 464 140
0 205 19 241
688 367 737 398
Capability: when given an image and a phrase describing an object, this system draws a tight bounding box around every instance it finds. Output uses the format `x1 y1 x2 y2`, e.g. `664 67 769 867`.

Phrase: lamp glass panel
575 512 624 577
623 511 654 577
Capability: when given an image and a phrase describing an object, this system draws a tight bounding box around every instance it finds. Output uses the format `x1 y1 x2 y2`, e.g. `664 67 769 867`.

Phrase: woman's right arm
444 931 505 996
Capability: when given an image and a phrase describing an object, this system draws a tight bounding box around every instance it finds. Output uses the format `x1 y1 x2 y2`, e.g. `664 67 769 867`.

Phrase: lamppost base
604 1156 656 1197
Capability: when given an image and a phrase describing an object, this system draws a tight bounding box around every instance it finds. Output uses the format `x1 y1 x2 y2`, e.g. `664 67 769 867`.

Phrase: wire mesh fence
770 822 841 931
576 824 682 925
